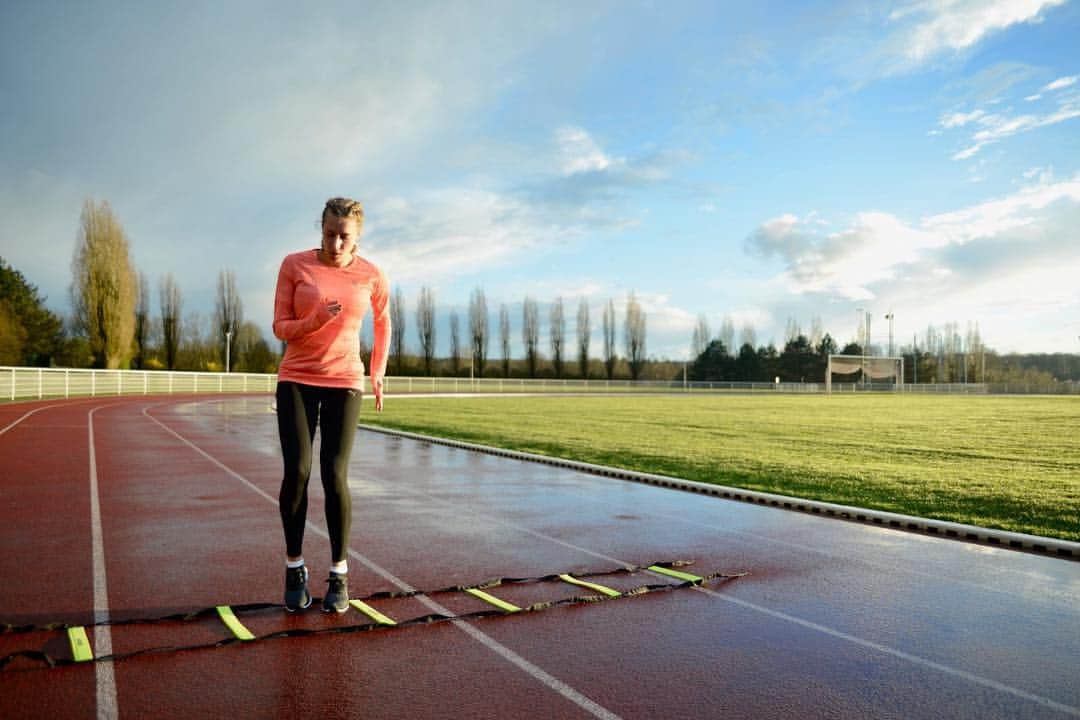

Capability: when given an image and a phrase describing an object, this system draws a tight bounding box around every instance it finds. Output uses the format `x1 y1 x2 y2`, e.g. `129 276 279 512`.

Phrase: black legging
276 381 363 563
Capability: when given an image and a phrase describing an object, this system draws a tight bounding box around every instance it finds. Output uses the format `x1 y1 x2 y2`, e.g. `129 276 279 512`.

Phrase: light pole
856 307 865 388
885 312 894 357
225 327 233 373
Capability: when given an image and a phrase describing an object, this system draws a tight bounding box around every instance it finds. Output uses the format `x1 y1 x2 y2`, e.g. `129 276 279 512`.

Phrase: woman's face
320 215 360 267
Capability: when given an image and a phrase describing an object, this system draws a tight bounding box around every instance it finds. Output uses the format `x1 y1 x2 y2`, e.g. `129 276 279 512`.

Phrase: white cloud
557 126 619 175
745 175 1080 351
1042 75 1078 92
888 0 1066 66
942 91 1080 159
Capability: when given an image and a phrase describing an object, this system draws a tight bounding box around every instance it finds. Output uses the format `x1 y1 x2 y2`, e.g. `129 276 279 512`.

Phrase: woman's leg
317 387 363 563
276 381 319 559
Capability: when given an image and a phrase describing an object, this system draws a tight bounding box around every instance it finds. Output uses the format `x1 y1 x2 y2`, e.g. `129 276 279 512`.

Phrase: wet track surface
1 395 1078 719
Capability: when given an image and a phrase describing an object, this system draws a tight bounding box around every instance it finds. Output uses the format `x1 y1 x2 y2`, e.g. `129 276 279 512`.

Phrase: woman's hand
372 376 384 412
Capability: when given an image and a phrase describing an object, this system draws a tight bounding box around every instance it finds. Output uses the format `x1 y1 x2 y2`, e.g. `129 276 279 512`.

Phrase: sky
2 0 1079 360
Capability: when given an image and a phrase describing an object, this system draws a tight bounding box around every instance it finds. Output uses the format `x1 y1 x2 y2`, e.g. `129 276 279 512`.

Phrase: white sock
286 557 305 569
330 560 348 575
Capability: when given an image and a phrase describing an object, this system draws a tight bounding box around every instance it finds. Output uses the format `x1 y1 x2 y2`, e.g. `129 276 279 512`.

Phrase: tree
691 314 710 359
234 321 277 373
133 271 150 369
468 287 488 377
624 292 646 381
499 303 511 377
577 299 590 379
549 296 565 378
159 273 182 370
779 334 814 382
719 315 735 356
690 339 732 381
416 286 436 376
448 309 461 375
602 299 616 380
740 322 757 349
734 342 761 381
390 286 406 374
0 257 63 366
522 296 539 378
215 269 243 372
70 199 137 368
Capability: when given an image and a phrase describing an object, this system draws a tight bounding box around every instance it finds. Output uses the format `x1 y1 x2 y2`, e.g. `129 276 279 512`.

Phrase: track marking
372 471 1080 718
88 405 118 720
142 404 622 720
0 401 90 437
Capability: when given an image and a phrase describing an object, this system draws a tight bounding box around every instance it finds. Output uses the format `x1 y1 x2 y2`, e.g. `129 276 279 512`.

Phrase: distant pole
225 327 233 373
856 307 865 388
913 333 917 384
885 312 894 357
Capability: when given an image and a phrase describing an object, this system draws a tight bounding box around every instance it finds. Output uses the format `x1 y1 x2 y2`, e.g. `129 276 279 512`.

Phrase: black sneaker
323 572 349 613
284 565 312 611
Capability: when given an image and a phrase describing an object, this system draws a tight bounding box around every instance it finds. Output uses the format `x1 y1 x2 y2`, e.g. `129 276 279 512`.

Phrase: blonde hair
321 197 365 229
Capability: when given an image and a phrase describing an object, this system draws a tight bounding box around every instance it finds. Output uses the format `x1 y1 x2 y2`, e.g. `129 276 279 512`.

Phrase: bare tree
549 296 565 378
133 271 150 369
215 269 243 372
625 292 646 381
449 309 461 375
70 199 137 368
416 286 436 376
499 303 511 377
468 287 488 377
522 296 539 378
691 314 710 358
602 299 616 380
719 315 735 355
809 315 824 348
740 322 757 349
390 286 406 374
159 273 182 370
785 316 801 343
576 299 590 379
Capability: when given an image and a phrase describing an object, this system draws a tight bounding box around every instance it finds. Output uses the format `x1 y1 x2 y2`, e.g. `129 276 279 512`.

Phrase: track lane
4 395 1079 719
155 397 1080 718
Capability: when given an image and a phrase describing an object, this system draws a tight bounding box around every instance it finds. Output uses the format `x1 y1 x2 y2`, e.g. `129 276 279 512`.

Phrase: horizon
2 2 1079 358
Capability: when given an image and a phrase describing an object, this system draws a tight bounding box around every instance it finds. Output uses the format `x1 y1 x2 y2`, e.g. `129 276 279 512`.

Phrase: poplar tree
70 199 137 368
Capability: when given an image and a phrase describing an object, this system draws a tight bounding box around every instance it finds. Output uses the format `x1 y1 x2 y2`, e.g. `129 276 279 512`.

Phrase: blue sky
2 0 1079 359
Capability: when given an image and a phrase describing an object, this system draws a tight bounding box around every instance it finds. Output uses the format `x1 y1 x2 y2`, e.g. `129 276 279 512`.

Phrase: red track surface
1 395 1078 719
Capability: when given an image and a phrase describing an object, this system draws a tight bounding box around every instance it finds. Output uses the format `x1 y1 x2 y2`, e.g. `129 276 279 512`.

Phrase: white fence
2 367 1077 402
0 367 275 401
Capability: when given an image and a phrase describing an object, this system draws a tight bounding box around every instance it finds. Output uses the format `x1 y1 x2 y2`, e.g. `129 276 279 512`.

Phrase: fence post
10 370 14 401
91 371 96 397
65 369 70 398
144 372 148 395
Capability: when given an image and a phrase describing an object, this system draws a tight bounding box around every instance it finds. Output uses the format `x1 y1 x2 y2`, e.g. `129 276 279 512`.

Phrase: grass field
363 394 1080 542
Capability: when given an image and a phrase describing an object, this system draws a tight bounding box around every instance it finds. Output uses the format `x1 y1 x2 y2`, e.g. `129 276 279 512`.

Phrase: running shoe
323 572 349 613
284 565 312 611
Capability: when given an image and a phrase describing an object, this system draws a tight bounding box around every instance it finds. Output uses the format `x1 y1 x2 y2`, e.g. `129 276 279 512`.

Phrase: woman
272 197 390 612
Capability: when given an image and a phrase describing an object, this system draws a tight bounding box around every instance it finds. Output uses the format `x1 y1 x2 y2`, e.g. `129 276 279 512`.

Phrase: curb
359 424 1079 561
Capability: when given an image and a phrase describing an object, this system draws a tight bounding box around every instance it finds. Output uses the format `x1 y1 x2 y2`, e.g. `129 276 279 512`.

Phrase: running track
1 394 1078 719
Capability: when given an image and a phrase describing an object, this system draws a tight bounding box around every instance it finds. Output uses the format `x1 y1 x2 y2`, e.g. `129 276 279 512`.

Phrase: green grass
363 394 1080 542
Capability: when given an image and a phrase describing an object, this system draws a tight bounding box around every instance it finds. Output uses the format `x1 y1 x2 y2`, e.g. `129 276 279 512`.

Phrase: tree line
2 199 1076 384
1 200 276 372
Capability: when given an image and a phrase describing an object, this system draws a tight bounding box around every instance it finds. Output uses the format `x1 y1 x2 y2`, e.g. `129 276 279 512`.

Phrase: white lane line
141 404 621 720
371 473 1080 718
88 405 118 720
0 401 88 437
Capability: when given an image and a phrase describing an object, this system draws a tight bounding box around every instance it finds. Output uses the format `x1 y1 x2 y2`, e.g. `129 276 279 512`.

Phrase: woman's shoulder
280 249 318 269
352 255 387 280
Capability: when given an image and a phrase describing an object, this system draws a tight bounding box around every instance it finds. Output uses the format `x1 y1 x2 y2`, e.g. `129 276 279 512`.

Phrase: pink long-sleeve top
273 249 391 391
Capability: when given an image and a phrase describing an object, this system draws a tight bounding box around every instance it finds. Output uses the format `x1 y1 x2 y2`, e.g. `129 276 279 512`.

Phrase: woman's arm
367 266 392 380
272 257 335 342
